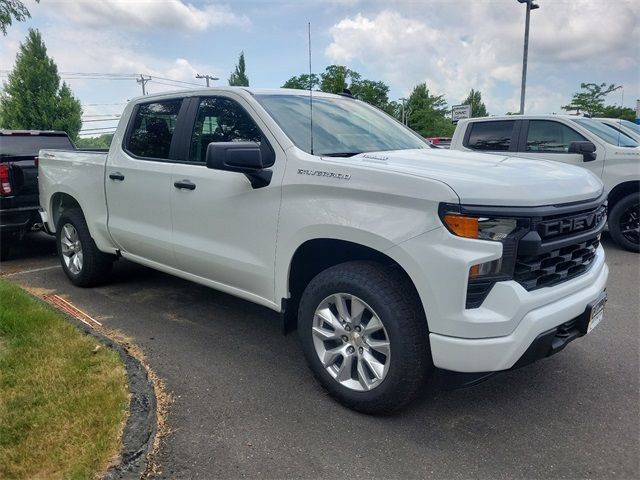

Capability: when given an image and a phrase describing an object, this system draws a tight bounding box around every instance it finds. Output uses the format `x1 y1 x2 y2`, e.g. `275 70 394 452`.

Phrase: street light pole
399 97 407 125
517 0 539 115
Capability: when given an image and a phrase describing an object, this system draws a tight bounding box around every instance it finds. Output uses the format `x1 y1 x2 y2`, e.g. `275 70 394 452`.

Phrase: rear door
170 93 285 304
106 98 187 267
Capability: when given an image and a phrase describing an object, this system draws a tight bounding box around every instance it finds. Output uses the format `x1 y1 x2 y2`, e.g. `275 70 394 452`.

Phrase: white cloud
42 0 251 32
325 0 640 114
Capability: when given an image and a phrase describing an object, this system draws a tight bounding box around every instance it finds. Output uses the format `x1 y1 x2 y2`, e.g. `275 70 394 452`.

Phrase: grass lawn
0 279 129 479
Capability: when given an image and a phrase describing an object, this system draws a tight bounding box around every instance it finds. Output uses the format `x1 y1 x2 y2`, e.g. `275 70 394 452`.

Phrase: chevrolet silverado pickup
38 88 609 413
451 115 640 252
0 130 75 260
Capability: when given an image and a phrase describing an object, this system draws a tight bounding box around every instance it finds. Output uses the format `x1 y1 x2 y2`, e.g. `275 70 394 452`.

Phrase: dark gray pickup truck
0 130 75 260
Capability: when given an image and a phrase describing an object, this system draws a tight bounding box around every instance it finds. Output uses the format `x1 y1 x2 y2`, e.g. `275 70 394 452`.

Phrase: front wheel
298 261 432 414
56 209 114 286
609 193 640 252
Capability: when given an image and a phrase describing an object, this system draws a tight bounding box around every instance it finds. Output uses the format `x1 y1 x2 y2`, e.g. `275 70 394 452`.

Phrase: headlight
439 205 529 308
441 214 519 242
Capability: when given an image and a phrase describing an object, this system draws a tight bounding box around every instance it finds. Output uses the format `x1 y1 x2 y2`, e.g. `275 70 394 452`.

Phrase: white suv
451 115 640 251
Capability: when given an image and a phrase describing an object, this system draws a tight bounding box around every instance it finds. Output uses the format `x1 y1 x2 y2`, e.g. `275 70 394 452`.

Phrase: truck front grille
514 235 600 291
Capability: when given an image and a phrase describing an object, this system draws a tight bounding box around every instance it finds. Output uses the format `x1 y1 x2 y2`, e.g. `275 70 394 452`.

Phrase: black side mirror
568 141 597 162
206 142 272 188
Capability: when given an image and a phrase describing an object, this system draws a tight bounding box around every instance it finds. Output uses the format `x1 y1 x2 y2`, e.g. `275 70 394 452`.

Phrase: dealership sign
451 104 471 123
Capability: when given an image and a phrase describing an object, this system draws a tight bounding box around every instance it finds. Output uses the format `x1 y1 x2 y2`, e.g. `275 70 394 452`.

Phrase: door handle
109 172 125 181
174 180 196 191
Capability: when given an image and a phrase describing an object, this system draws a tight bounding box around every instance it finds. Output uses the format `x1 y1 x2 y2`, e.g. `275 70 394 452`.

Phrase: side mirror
205 142 272 188
568 141 597 162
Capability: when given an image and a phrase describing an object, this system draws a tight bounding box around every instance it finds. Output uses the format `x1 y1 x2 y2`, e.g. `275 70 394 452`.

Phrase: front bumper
428 251 608 373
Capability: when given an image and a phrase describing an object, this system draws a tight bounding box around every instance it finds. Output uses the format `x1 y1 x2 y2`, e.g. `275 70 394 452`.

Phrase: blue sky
1 0 638 137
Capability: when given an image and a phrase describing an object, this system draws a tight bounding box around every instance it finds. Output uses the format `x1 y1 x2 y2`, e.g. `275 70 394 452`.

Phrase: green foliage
75 133 113 149
320 65 360 94
599 105 636 122
228 51 249 87
0 29 82 140
561 82 622 117
406 83 453 137
282 73 319 90
462 89 488 117
0 0 38 35
351 79 390 111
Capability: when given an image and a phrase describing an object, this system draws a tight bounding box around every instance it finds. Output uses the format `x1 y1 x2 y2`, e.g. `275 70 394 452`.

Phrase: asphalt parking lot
1 232 639 479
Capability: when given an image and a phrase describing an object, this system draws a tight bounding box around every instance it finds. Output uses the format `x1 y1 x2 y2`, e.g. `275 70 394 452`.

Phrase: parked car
451 115 640 252
39 88 608 413
0 130 75 260
594 118 640 143
426 137 452 148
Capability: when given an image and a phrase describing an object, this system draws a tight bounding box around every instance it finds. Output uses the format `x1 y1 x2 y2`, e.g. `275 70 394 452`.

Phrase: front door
170 94 284 305
515 119 605 177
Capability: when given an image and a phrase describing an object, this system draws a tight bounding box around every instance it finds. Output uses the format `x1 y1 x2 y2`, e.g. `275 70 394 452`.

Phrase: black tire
56 208 114 286
298 261 432 414
608 193 640 252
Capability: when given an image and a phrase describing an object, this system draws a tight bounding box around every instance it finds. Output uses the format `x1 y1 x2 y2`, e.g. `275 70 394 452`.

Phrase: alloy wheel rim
620 203 640 245
312 293 391 392
60 223 83 275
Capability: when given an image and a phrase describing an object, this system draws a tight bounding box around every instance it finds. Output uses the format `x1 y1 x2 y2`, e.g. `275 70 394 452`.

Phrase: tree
228 51 249 86
351 79 389 111
320 65 360 94
599 105 636 122
405 83 453 137
0 0 38 35
0 29 83 139
561 82 622 116
462 89 488 117
75 133 114 149
282 73 319 90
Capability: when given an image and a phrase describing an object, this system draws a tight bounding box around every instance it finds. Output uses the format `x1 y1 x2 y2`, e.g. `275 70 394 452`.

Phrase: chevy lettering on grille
537 205 606 238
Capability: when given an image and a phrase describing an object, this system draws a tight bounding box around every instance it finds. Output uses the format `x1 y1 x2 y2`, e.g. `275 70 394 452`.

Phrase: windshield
0 134 74 157
572 118 639 147
255 94 428 156
619 119 640 134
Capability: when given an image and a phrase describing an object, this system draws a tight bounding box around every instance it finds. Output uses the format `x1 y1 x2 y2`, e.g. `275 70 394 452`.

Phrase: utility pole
137 74 151 95
399 97 407 125
517 0 539 115
196 74 219 87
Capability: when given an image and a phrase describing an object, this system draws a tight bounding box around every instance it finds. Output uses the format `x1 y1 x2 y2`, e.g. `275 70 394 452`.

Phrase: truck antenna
308 22 314 155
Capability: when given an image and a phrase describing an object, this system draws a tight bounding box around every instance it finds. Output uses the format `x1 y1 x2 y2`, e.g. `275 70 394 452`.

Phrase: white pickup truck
451 115 640 252
39 88 609 413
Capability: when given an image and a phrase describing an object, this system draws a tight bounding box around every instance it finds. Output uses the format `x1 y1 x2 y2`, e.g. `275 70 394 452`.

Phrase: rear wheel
56 209 114 286
298 261 432 414
609 193 640 252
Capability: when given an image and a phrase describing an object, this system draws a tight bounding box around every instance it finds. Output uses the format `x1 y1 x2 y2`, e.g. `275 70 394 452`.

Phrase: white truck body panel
39 88 609 376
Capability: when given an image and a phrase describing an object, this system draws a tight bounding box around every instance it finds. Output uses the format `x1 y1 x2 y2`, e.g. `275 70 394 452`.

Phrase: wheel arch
49 192 82 232
607 181 640 209
282 238 424 333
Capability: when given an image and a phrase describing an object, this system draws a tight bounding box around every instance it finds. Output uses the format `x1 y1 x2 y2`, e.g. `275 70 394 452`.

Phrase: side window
189 97 261 163
466 121 515 151
526 120 587 153
126 100 182 159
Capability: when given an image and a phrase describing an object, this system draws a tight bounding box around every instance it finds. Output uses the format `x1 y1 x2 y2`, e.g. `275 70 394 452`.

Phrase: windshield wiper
320 152 363 157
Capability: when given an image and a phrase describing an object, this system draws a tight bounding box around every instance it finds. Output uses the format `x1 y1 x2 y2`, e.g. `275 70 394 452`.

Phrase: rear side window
526 120 587 152
466 121 515 151
126 100 182 159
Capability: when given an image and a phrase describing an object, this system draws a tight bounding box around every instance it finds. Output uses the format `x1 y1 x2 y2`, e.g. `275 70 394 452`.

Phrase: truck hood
345 148 604 206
